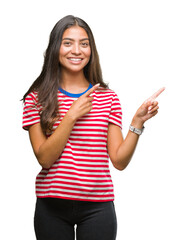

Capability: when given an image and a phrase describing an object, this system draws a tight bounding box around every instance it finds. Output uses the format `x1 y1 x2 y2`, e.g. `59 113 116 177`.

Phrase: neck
60 70 90 93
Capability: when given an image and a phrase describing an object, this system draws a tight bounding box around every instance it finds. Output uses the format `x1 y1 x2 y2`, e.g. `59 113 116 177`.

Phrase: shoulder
94 87 120 101
94 87 118 96
24 91 39 104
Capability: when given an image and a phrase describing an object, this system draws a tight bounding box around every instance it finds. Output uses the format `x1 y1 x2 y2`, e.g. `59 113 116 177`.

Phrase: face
59 26 91 74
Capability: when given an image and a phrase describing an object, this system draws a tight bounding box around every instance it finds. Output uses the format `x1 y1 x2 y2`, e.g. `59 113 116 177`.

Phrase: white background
0 0 186 239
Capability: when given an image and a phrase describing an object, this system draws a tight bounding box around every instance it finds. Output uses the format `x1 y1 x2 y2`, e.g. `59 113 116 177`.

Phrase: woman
22 15 164 240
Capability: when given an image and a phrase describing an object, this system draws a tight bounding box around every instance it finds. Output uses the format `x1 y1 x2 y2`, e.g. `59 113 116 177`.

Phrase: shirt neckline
58 83 93 98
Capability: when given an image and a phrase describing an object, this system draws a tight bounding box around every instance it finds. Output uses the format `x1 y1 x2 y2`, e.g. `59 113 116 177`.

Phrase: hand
132 87 165 128
66 83 100 121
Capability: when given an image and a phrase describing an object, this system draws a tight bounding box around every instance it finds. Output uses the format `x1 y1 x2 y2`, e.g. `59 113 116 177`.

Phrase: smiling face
59 25 91 74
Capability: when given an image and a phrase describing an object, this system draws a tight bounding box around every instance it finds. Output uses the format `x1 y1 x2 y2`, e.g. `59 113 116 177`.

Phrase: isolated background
0 0 185 239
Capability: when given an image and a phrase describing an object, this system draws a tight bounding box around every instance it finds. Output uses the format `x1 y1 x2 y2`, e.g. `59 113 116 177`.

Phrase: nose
71 42 81 55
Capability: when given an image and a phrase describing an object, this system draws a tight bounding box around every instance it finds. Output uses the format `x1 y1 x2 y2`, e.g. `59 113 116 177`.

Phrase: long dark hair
23 15 107 134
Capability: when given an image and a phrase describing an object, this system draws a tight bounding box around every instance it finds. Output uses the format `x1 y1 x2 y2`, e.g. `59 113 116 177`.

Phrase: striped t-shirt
22 85 122 202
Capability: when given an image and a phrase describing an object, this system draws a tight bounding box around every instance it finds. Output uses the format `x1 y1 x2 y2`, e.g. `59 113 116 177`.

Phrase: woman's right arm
29 114 76 169
28 84 100 169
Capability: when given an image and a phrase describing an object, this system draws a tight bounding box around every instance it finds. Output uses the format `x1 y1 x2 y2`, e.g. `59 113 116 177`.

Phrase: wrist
129 125 145 136
65 112 77 125
131 116 144 129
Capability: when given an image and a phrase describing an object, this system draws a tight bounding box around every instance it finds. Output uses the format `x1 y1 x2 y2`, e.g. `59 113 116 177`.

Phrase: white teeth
69 58 82 62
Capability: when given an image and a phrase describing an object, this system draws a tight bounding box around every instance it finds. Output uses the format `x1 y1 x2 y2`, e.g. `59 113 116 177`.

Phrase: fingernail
95 83 100 87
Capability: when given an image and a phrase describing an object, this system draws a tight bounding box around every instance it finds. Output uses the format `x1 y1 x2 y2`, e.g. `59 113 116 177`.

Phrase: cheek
59 47 69 65
87 47 91 57
85 48 91 60
59 46 67 57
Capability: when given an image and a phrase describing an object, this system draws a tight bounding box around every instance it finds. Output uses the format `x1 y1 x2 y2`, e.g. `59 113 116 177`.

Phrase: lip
67 57 84 64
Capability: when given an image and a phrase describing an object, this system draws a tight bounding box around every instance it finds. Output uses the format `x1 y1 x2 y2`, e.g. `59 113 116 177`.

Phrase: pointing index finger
146 87 165 103
150 87 165 100
84 83 100 97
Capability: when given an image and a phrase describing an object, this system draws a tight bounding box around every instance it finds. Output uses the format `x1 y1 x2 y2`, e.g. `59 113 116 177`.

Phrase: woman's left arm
107 87 165 171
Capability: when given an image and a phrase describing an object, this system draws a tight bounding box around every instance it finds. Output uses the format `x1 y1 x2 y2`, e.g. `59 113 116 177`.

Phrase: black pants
34 198 117 240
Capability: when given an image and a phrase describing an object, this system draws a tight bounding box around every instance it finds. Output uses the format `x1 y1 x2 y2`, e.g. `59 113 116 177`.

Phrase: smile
68 58 83 62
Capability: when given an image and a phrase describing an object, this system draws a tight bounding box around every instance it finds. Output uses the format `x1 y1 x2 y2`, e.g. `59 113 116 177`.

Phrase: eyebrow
62 38 89 42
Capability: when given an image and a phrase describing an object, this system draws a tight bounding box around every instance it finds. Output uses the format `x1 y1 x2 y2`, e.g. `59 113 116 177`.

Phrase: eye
63 41 72 46
81 42 89 47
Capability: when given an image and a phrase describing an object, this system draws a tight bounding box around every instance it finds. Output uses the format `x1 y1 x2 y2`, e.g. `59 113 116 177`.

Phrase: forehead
62 26 89 39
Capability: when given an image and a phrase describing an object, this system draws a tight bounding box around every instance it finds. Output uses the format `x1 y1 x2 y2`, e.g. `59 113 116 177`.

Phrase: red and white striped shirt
22 86 122 202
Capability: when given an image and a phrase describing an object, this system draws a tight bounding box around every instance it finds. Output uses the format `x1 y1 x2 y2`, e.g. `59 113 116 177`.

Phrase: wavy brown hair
23 15 108 134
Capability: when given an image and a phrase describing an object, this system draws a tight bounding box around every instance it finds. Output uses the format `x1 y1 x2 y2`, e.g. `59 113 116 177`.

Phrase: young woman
22 15 165 240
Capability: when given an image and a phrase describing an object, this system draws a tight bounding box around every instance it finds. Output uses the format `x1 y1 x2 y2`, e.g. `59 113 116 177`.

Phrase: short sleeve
22 92 40 130
108 93 122 129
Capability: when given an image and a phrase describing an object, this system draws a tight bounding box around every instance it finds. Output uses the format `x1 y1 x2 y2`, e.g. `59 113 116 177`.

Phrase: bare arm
108 87 165 171
107 123 140 170
28 114 76 169
29 84 100 169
